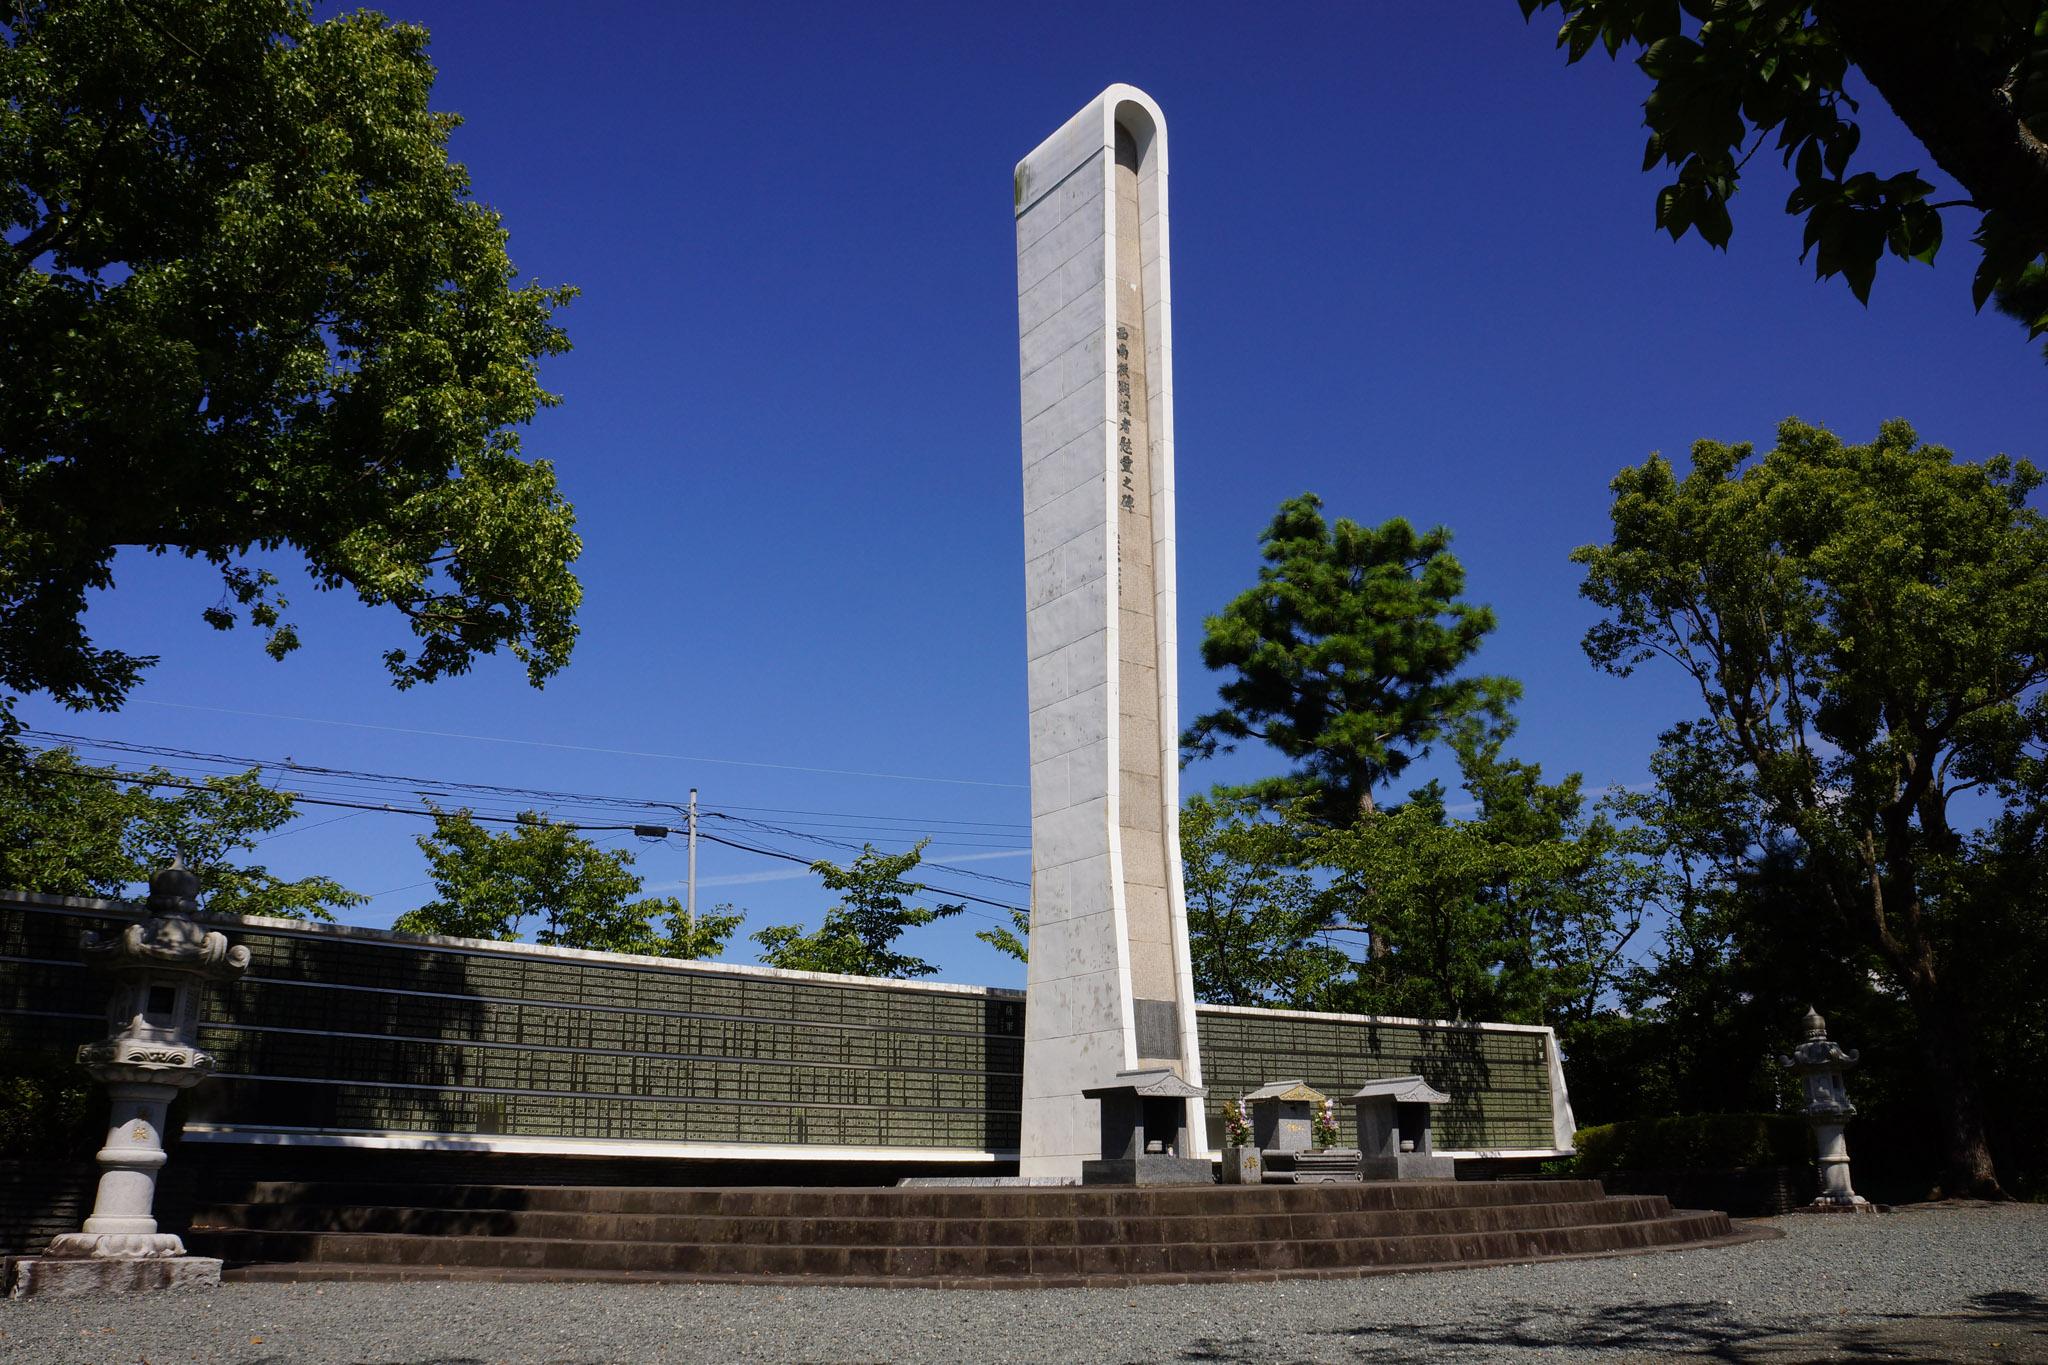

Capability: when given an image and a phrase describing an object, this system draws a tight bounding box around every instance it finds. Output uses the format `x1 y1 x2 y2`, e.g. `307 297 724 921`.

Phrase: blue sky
22 3 2043 990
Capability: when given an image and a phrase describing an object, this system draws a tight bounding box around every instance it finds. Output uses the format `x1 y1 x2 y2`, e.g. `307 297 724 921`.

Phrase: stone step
198 1178 1619 1220
181 1178 1749 1285
190 1193 1677 1245
191 1209 1735 1281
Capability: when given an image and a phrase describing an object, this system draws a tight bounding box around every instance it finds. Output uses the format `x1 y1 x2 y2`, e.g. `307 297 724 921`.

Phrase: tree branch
1817 0 2048 247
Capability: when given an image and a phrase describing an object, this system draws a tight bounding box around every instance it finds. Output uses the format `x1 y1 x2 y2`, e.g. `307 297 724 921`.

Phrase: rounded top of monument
1094 83 1164 119
1014 85 1170 214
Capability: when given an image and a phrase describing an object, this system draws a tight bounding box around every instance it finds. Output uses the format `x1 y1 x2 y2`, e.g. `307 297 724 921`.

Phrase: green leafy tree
1565 723 1847 1125
0 745 361 918
1312 741 1647 1025
655 901 748 963
975 908 1030 964
1561 726 1989 1200
1183 493 1518 823
1574 416 2047 1196
752 841 962 979
395 809 735 957
1179 792 1349 1008
1 0 581 733
1518 0 2048 356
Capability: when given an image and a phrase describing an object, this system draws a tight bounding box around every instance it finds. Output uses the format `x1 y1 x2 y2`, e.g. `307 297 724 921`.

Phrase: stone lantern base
1796 1195 1880 1215
10 1253 222 1299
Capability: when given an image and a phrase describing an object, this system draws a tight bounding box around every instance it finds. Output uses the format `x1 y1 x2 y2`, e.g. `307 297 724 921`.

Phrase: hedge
1570 1113 1810 1174
0 1057 99 1161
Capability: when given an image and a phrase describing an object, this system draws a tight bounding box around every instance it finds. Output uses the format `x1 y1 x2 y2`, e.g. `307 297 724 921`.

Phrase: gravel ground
2 1203 2044 1363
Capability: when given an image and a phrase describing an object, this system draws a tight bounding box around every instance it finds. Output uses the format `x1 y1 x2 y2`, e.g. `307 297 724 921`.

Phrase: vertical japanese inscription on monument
1112 124 1178 1065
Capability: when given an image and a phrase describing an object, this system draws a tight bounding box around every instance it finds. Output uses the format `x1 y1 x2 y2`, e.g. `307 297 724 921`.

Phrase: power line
710 801 1029 833
24 729 1029 846
687 827 1026 919
25 730 691 818
131 699 1029 790
253 809 364 844
708 812 1030 890
19 745 1031 921
22 760 661 832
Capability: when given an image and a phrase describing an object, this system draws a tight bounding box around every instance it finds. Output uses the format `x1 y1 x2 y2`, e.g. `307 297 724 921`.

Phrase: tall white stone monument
1014 85 1206 1178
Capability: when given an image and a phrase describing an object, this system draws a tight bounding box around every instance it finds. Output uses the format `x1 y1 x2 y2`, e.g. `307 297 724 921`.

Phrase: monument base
10 1256 222 1298
1358 1153 1457 1181
1082 1155 1214 1186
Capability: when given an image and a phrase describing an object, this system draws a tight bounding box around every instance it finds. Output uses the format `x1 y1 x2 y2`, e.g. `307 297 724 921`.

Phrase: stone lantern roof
1243 1079 1325 1104
1351 1076 1451 1105
1082 1067 1205 1100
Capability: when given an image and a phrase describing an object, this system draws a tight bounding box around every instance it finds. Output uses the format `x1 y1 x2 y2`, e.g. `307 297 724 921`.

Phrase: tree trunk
1360 786 1389 960
1917 990 2006 1199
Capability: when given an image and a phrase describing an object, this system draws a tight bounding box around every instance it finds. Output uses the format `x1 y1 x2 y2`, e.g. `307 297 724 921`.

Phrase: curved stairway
184 1178 1753 1288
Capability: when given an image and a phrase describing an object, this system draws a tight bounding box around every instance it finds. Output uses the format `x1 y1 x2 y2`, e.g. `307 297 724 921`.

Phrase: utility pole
686 787 698 936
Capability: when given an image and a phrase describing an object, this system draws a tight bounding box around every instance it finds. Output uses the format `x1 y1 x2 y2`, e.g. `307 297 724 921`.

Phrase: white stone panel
1024 584 1105 664
1023 476 1106 562
1017 206 1104 298
1023 387 1110 465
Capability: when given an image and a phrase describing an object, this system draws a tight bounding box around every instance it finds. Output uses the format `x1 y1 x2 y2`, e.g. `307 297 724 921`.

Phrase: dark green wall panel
0 899 1557 1156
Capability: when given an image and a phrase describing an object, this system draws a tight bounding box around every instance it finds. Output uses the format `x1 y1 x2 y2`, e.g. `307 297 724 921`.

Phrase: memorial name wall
0 893 1571 1159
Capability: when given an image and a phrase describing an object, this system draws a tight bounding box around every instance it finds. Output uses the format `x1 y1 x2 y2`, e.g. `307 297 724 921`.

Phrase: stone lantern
13 864 250 1296
1081 1068 1211 1185
1780 1006 1873 1212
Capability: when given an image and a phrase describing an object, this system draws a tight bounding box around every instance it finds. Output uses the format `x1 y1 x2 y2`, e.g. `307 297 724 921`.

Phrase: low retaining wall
1 891 1574 1178
1598 1165 1816 1217
0 1160 97 1258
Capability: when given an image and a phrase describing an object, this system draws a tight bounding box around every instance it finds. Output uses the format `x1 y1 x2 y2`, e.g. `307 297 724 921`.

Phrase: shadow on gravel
1176 1290 2048 1362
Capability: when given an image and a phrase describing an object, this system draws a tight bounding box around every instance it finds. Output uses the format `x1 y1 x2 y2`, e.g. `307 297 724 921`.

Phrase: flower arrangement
1223 1098 1252 1149
1312 1097 1341 1149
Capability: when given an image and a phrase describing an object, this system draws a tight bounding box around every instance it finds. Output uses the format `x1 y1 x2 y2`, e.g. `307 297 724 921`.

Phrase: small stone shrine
1244 1079 1321 1152
1781 1007 1875 1212
1081 1068 1211 1185
11 863 250 1297
1244 1080 1360 1184
1353 1076 1455 1181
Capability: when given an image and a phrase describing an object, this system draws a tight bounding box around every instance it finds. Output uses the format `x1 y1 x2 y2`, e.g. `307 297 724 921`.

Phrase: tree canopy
1179 793 1350 1009
1519 0 2048 357
1575 416 2046 1195
394 808 736 958
752 841 962 979
1310 739 1647 1025
0 744 361 918
1 0 581 731
1182 493 1518 822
